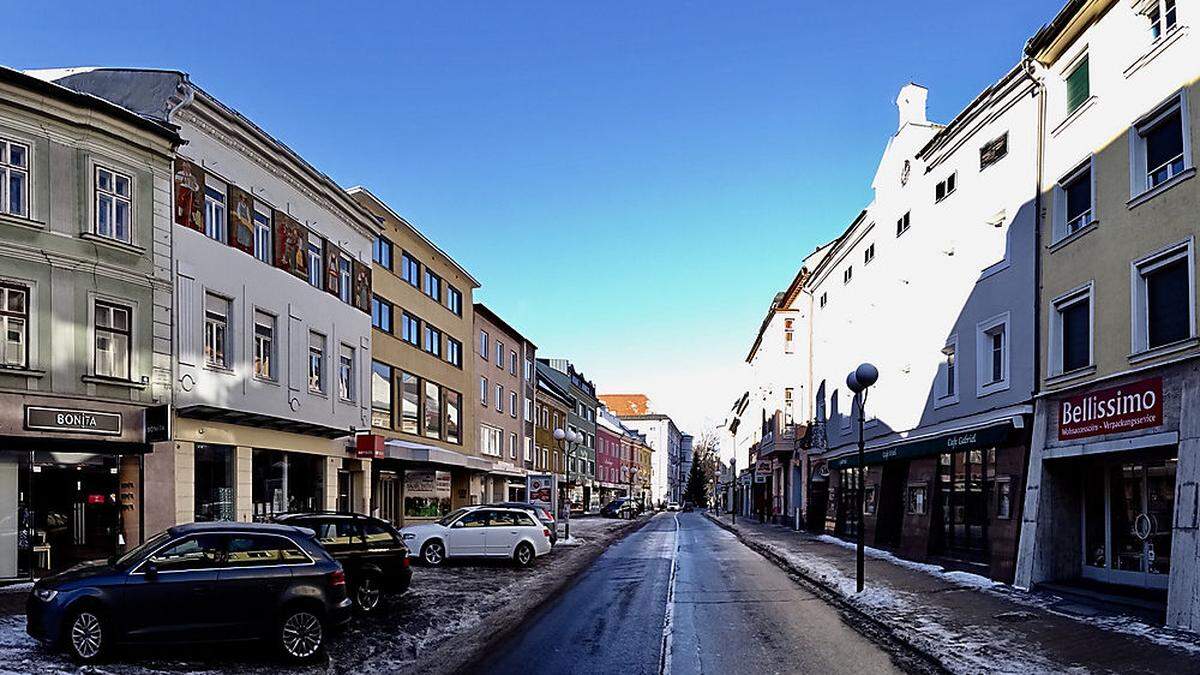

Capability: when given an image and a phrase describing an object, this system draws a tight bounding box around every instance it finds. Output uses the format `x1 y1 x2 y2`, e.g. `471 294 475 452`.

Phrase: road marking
658 514 681 675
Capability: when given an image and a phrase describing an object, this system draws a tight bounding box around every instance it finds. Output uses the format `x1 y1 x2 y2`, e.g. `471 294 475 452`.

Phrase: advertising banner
526 473 556 516
1058 376 1163 441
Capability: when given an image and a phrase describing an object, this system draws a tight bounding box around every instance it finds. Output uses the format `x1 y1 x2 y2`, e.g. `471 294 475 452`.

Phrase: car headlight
401 532 415 541
33 588 57 602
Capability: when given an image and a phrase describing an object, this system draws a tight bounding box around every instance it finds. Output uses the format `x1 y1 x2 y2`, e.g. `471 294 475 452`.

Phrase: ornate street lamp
553 427 582 541
846 362 878 594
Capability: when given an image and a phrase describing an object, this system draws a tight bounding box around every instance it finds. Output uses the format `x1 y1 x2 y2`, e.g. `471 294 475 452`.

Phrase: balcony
758 411 806 458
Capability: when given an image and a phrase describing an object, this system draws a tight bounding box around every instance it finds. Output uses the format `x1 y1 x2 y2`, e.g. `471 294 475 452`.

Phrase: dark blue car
26 521 352 664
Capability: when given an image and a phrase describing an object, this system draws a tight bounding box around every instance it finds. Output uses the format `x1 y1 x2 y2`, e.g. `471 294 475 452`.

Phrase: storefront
0 396 155 579
824 417 1029 581
370 438 490 527
1017 369 1199 627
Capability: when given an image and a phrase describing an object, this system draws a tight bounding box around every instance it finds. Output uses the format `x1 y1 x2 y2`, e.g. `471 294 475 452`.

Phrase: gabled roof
474 302 536 349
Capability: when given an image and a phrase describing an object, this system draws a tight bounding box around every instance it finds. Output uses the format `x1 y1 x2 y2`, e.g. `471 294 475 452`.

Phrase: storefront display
404 469 452 519
194 444 234 522
252 449 324 520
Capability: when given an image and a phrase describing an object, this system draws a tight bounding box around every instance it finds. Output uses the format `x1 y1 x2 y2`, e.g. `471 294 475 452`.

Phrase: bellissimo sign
1058 377 1163 441
25 406 122 435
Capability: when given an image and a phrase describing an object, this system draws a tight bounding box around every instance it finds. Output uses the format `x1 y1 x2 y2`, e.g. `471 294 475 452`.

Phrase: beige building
351 187 485 526
1016 0 1200 629
473 303 536 502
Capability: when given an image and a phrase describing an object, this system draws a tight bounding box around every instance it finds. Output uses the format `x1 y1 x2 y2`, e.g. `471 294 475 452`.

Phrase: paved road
477 512 905 675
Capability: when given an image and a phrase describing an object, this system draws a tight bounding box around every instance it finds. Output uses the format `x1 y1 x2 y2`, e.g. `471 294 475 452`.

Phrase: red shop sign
1058 376 1164 441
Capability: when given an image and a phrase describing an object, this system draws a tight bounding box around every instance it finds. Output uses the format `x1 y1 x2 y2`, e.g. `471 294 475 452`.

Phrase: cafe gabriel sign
25 406 122 436
1058 376 1163 441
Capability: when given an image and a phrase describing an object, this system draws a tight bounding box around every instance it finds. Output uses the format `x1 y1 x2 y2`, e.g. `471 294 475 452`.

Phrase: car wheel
421 540 446 566
513 542 535 568
66 606 107 663
355 573 384 614
278 607 324 663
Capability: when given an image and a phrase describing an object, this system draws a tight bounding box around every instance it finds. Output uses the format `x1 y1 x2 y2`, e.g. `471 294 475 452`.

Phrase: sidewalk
706 512 1200 674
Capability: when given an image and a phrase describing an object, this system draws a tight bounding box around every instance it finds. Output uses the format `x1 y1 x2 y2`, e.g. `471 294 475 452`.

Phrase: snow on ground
0 516 639 674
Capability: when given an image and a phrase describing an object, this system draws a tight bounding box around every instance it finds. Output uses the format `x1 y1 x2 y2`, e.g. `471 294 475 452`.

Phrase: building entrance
1082 450 1175 590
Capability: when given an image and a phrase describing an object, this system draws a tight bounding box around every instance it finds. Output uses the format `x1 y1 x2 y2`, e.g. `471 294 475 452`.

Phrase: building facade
1015 0 1200 628
0 68 177 578
472 302 535 502
351 187 482 527
534 360 574 512
610 410 683 507
540 359 598 510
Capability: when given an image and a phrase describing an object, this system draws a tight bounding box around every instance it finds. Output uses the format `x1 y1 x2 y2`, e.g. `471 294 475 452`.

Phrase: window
253 310 275 380
480 330 489 360
447 286 462 316
524 357 532 381
939 338 958 402
203 184 226 242
424 269 441 302
784 318 794 353
510 350 517 375
253 206 272 264
423 324 442 358
1148 0 1178 41
996 478 1013 520
819 292 827 308
1051 285 1092 375
480 377 489 406
446 337 462 368
843 266 853 284
979 133 1009 170
525 397 533 422
0 138 29 217
203 293 230 368
896 211 911 237
423 381 442 439
495 383 504 412
510 391 518 418
0 284 27 368
906 485 927 515
401 251 420 287
525 437 533 462
977 313 1009 395
371 361 392 428
510 432 518 459
144 534 225 573
338 255 353 304
373 236 393 270
1065 55 1090 115
307 238 323 288
371 296 393 333
1133 241 1194 353
863 244 875 265
402 311 420 346
94 301 131 379
338 344 355 401
446 389 461 444
401 371 420 434
496 341 504 368
94 167 132 243
935 173 957 202
1057 160 1094 238
225 534 309 567
1132 94 1190 195
308 332 326 394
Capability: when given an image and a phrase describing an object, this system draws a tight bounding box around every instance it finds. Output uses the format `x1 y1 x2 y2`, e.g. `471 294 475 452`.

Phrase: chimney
896 83 928 130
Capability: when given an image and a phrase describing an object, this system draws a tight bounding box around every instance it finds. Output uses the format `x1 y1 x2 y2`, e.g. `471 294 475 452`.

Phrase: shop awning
0 435 152 454
828 419 1019 470
177 405 351 439
382 440 481 470
488 463 526 478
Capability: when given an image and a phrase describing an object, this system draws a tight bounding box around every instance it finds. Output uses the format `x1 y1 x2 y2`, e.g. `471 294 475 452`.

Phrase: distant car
600 498 640 519
682 502 695 513
272 512 412 614
400 506 553 567
666 501 680 512
26 522 351 664
485 502 557 544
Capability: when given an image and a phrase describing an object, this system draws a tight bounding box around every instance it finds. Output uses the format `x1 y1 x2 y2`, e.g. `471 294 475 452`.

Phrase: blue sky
8 1 1056 433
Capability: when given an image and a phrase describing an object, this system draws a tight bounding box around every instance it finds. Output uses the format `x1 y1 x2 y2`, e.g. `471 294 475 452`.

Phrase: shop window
253 310 275 380
194 444 235 522
1 284 28 368
371 361 393 428
94 300 131 380
203 293 231 369
1050 284 1093 376
1130 92 1191 197
996 477 1013 520
906 484 927 515
308 331 326 394
1132 240 1194 353
445 389 461 444
401 371 420 434
423 380 442 439
252 449 324 520
0 138 29 218
94 166 132 243
404 470 451 519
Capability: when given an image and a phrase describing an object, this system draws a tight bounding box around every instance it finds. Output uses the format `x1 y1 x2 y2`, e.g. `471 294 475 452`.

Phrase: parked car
666 501 681 512
26 521 351 664
600 498 640 519
485 502 557 544
400 506 552 567
682 502 695 513
272 511 411 614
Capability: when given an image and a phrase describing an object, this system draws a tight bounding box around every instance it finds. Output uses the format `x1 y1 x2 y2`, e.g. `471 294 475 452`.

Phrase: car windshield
437 508 470 526
112 531 171 569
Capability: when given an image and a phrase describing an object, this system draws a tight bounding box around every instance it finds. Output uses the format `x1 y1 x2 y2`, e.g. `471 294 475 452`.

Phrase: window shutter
227 185 256 255
173 158 205 232
1066 57 1089 113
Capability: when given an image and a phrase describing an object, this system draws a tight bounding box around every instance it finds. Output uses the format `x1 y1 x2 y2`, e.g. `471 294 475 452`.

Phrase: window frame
976 312 1011 397
0 283 29 369
423 322 443 358
446 336 463 368
1048 282 1095 378
371 295 393 333
0 137 31 219
1064 53 1090 116
934 172 957 203
252 202 273 264
863 243 875 265
446 285 462 316
93 165 133 244
1129 90 1192 200
423 269 442 303
1053 156 1096 244
203 292 232 370
935 334 959 407
308 331 327 395
400 251 420 287
337 343 356 402
401 311 420 347
373 235 393 271
1130 238 1195 357
371 360 393 429
203 179 227 243
252 309 277 381
896 211 911 237
93 299 132 381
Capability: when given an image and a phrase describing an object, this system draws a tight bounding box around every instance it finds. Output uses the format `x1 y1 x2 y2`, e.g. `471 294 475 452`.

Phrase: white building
619 414 683 506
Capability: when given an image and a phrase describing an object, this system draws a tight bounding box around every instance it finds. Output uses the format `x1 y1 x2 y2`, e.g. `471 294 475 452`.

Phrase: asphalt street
477 512 906 675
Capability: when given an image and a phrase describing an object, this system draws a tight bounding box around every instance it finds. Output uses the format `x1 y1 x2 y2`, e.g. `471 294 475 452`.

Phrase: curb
423 514 656 675
704 512 949 675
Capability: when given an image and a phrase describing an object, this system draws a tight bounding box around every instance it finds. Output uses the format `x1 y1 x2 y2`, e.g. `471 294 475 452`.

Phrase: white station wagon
400 506 553 567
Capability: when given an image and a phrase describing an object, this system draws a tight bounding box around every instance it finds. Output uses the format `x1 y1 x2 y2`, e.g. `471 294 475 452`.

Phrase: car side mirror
143 564 159 581
451 520 464 528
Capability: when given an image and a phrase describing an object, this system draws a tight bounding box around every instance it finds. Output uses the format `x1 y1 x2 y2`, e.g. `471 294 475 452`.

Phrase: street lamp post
846 362 879 594
554 427 582 541
628 465 639 518
730 458 736 525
